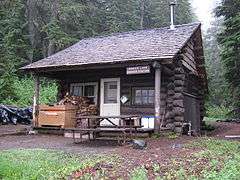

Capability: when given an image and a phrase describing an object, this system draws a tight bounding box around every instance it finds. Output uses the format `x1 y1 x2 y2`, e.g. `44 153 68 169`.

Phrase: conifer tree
216 0 240 110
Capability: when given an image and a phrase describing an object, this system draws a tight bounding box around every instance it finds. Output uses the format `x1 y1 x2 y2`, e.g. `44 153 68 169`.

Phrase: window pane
132 87 154 106
149 90 155 96
84 85 94 96
88 97 95 104
135 97 142 104
135 90 142 96
142 90 148 96
72 86 83 96
148 96 154 104
142 97 148 104
104 81 118 103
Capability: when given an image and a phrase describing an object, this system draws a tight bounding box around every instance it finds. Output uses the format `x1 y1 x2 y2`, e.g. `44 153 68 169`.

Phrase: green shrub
201 122 215 131
206 105 231 119
1 76 58 107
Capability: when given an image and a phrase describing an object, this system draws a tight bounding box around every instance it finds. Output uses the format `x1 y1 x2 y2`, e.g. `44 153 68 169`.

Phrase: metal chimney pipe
170 2 176 30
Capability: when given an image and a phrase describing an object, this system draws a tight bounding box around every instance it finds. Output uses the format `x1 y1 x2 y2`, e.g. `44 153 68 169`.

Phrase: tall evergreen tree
0 0 29 101
216 0 240 110
0 0 195 106
204 18 230 106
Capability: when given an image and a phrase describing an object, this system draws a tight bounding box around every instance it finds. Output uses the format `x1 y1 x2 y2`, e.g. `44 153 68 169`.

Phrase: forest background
0 0 239 119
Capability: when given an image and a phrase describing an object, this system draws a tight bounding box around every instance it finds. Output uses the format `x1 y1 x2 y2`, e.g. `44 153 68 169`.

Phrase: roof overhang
20 56 173 74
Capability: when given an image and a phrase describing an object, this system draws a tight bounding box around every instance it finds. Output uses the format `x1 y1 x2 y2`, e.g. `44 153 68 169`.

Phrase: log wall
55 67 167 119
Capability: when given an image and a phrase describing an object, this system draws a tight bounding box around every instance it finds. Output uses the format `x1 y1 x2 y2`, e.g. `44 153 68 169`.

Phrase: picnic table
65 115 143 144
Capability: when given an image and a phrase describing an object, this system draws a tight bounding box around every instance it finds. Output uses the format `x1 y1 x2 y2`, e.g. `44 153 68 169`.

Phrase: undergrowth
1 76 58 107
129 138 240 180
206 105 231 119
0 149 112 180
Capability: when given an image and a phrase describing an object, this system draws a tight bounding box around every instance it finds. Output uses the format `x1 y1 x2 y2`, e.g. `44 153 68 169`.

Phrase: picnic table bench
65 115 143 144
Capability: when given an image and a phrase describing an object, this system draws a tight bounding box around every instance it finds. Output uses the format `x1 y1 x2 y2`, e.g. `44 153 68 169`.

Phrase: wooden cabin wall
120 73 167 117
164 51 204 134
181 40 198 75
166 30 206 134
184 73 205 121
55 67 168 117
168 55 205 134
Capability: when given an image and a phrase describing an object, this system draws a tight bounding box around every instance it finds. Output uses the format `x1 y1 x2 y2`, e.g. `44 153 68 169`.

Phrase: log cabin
21 5 207 135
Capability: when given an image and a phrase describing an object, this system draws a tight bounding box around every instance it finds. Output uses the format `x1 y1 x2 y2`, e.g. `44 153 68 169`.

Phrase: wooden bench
66 115 143 144
65 128 100 143
65 126 143 144
65 125 142 144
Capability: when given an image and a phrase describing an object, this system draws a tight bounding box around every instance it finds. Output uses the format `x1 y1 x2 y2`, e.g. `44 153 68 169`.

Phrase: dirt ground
0 124 29 136
0 122 239 154
0 122 240 179
207 121 240 138
111 122 240 178
0 134 121 155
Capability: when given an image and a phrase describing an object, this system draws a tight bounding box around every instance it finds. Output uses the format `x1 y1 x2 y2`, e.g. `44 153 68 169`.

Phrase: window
132 87 154 106
104 81 118 104
70 82 98 104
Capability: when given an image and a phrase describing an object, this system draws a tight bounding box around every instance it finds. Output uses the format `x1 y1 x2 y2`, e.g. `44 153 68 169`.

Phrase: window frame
131 87 155 107
70 82 98 105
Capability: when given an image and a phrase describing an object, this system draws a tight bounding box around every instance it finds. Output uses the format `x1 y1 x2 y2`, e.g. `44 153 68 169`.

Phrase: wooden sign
126 66 150 75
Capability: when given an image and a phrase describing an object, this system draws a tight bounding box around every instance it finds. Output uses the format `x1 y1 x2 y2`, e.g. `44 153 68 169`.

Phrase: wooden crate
38 104 77 128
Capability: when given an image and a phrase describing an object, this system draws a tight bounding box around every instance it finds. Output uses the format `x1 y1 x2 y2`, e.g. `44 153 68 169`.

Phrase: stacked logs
173 59 186 133
58 95 98 128
77 104 98 116
58 95 87 106
165 76 175 130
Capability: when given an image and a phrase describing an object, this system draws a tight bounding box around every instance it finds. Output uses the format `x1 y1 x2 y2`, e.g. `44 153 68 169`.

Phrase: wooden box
38 104 77 128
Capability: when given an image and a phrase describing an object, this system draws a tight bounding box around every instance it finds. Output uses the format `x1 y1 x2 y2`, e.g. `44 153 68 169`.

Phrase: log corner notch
33 74 40 128
153 61 162 132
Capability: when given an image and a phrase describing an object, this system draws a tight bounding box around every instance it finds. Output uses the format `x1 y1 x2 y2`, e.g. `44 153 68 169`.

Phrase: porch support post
153 61 162 132
33 75 40 128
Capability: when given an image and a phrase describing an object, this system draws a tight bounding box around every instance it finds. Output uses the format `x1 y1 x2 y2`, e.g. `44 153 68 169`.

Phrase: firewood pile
76 101 98 128
58 95 86 106
58 94 98 128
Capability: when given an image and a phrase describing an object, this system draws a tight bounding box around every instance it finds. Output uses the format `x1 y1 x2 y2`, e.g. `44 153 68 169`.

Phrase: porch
33 61 172 133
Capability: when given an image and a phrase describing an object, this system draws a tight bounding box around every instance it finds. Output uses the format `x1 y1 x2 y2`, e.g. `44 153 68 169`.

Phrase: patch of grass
153 164 160 173
152 132 179 139
152 133 162 139
0 149 112 180
193 138 240 179
130 166 148 180
166 132 179 139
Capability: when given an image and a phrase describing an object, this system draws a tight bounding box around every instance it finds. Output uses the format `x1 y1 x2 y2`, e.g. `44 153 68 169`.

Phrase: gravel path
0 134 119 155
1 122 239 156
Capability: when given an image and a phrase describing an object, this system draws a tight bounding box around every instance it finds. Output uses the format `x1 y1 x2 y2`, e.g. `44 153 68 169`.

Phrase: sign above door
126 66 151 75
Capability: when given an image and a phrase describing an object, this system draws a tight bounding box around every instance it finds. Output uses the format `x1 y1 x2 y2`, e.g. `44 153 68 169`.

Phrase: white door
100 78 120 125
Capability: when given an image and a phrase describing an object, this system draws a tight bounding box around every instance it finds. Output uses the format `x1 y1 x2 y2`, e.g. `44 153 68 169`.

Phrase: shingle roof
21 22 200 70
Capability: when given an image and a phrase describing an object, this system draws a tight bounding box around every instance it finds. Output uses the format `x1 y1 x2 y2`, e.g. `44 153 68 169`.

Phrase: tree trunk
47 0 60 56
140 0 145 29
25 0 38 63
